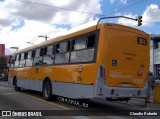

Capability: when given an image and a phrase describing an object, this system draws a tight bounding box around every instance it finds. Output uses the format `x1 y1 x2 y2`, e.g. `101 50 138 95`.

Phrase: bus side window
19 53 25 67
24 52 28 59
55 41 70 64
40 48 44 56
43 45 54 65
10 56 15 68
32 50 35 58
15 54 20 67
19 54 21 61
71 40 75 51
44 47 47 56
74 37 86 50
57 41 70 53
15 55 17 61
56 44 60 53
67 41 71 52
70 34 96 63
33 48 43 65
26 51 33 67
87 35 95 48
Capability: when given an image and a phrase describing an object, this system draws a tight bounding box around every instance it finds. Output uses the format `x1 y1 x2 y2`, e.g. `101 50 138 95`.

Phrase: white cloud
0 0 101 26
0 0 19 28
116 4 160 27
109 0 127 4
1 20 62 49
142 4 160 25
109 0 115 4
0 0 102 53
1 18 98 54
120 0 127 4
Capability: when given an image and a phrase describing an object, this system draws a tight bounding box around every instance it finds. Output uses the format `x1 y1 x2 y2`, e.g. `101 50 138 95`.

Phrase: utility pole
38 35 49 41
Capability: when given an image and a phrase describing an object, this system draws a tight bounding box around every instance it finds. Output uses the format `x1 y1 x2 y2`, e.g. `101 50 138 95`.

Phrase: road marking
0 87 13 90
1 92 17 95
72 116 91 119
20 92 70 110
0 86 70 110
107 116 128 119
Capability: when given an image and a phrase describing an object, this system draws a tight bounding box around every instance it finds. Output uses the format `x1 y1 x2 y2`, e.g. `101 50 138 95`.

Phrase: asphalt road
0 81 159 119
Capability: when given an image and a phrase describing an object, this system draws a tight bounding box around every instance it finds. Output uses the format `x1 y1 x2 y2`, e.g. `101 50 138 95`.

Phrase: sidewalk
147 96 160 109
0 80 13 87
126 96 160 110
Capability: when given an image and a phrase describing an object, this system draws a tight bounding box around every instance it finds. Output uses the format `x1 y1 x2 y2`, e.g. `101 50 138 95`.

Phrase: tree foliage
0 56 7 73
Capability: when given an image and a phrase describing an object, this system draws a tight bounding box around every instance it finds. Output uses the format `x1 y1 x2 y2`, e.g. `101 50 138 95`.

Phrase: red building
0 44 5 57
0 44 10 75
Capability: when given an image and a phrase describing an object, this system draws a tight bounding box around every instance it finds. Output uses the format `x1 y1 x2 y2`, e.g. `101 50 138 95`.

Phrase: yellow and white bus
8 22 150 101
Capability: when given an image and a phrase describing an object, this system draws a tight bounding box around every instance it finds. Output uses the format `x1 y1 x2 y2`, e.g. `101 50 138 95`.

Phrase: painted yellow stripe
0 86 70 110
20 92 70 110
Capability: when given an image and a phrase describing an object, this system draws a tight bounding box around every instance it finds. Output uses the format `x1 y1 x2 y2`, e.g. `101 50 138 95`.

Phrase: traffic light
138 16 142 26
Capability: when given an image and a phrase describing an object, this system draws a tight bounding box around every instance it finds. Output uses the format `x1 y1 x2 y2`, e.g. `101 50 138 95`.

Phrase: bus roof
13 23 149 55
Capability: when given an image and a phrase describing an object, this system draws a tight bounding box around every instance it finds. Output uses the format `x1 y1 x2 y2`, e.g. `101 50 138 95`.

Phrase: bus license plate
121 83 130 87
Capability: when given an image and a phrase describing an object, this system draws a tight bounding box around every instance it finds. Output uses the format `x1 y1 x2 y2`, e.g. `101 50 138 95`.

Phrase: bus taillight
100 65 106 84
137 70 142 77
103 67 106 81
100 66 103 78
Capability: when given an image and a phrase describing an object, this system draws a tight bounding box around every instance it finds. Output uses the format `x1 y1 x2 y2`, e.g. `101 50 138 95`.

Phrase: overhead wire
35 0 149 42
16 0 103 17
16 0 150 43
104 0 148 15
64 0 149 28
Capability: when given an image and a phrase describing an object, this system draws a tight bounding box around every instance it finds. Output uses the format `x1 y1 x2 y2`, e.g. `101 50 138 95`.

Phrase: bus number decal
137 37 147 45
133 79 143 84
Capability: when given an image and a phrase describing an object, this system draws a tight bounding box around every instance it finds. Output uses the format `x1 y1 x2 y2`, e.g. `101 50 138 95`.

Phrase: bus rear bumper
95 82 148 99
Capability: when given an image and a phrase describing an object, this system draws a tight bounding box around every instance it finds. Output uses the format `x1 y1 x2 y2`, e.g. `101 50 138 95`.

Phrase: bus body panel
105 24 150 88
9 63 98 84
8 77 95 98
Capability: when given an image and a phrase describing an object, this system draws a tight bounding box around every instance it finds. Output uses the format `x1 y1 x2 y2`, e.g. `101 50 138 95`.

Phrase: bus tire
14 78 21 91
43 81 52 101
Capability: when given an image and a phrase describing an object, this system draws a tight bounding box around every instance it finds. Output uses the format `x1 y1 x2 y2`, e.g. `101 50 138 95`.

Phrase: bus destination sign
137 37 147 45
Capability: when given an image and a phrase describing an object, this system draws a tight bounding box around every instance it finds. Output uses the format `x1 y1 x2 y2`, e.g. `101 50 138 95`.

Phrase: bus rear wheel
43 81 52 101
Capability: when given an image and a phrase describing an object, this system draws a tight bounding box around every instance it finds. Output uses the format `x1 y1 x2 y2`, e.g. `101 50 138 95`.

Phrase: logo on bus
112 59 117 66
44 67 52 73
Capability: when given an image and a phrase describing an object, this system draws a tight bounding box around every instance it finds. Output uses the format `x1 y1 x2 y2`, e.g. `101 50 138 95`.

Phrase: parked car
1 73 8 81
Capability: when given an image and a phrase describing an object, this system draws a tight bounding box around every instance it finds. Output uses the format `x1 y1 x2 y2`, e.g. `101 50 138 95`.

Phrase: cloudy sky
0 0 160 54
